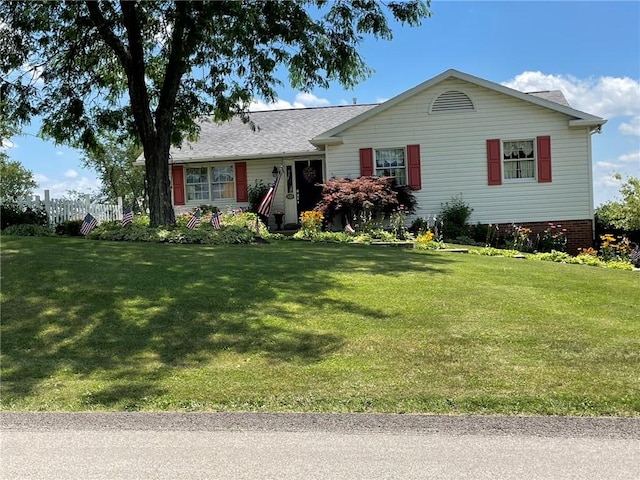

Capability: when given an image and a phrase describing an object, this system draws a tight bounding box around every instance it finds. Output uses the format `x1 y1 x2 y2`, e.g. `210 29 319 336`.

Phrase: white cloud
250 92 331 111
33 173 50 183
618 151 640 163
1 138 15 150
31 171 101 199
619 115 640 136
56 151 64 156
502 71 640 119
41 177 102 199
294 92 330 107
597 173 623 188
596 161 619 169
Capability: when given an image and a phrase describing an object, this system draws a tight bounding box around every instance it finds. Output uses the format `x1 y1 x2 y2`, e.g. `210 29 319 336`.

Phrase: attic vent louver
431 90 474 113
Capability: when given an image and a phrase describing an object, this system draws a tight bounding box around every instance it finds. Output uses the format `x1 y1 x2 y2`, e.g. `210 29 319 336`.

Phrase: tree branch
118 1 156 146
85 1 131 71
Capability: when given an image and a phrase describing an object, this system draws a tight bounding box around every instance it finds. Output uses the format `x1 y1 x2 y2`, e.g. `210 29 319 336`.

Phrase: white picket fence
11 190 123 225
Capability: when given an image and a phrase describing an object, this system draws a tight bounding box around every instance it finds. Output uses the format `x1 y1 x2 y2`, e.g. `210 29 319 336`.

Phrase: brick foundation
487 219 594 256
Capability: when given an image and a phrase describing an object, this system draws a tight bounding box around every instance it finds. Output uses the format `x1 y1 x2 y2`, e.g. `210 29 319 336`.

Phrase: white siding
326 78 593 224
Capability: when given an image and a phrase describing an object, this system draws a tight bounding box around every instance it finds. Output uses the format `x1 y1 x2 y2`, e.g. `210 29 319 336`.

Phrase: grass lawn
1 236 638 415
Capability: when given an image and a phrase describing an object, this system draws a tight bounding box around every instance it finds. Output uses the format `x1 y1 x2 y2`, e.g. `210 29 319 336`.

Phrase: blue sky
3 0 639 207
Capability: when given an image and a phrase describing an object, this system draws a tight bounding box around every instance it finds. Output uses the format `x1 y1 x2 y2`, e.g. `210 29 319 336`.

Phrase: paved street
1 413 639 479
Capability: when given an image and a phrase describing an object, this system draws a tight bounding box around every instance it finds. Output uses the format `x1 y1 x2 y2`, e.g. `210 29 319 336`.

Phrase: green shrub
214 225 259 244
293 231 353 243
55 219 84 236
467 223 491 245
2 223 53 236
247 180 271 214
409 217 429 235
439 194 473 241
1 203 48 229
471 247 521 257
536 250 572 263
87 220 261 245
452 235 478 246
603 260 633 271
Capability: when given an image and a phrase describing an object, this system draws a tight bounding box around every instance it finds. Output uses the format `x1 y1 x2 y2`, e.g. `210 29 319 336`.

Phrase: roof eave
569 118 607 128
166 150 325 164
310 136 343 147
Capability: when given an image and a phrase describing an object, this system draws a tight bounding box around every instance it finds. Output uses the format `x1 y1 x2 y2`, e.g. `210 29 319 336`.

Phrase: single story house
139 69 607 253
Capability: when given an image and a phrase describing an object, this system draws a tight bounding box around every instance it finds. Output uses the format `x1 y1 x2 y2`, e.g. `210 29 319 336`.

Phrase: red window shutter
486 139 502 185
359 148 374 176
537 136 552 183
406 144 422 190
235 161 248 202
171 165 185 206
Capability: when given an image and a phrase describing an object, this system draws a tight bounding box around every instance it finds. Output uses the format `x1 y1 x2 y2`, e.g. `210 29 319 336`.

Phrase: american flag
345 221 355 234
257 169 282 217
122 207 134 227
211 212 221 230
80 213 98 235
186 209 201 229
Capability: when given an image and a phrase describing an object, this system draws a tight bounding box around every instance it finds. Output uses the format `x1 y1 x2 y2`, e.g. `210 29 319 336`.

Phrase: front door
295 160 324 217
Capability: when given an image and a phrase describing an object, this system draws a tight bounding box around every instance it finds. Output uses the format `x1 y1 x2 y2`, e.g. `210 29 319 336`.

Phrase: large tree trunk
143 140 176 227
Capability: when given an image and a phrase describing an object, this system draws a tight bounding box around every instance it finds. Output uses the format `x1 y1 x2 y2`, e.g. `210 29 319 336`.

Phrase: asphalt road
1 413 639 479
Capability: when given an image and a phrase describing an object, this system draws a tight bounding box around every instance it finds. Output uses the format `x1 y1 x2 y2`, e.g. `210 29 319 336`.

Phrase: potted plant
273 210 285 230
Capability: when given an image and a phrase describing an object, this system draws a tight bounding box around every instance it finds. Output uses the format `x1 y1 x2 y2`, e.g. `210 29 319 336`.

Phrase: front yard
1 236 638 415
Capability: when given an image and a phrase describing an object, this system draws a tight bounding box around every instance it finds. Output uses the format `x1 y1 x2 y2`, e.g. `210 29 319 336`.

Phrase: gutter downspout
588 125 604 246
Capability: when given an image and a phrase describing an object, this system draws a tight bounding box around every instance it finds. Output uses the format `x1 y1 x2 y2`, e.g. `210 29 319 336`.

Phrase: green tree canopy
0 157 38 201
82 134 147 213
596 175 640 231
0 0 431 226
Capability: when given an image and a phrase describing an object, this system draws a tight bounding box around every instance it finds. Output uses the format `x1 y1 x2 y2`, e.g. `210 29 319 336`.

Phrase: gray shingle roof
526 90 572 107
169 104 377 162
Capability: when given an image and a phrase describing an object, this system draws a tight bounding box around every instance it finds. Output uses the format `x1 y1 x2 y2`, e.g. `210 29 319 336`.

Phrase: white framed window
210 166 235 199
375 148 407 185
186 165 235 201
186 167 210 201
502 139 536 181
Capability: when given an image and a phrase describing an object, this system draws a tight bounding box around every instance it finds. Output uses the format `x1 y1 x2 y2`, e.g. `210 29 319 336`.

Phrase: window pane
186 167 210 200
503 140 534 160
375 148 406 185
504 160 535 179
376 148 405 168
503 140 535 180
211 165 235 199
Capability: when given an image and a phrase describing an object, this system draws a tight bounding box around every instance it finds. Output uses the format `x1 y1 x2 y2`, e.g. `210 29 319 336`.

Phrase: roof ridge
248 103 380 113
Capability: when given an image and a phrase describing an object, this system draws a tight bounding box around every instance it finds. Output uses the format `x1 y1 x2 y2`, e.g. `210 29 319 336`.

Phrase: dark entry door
295 160 324 216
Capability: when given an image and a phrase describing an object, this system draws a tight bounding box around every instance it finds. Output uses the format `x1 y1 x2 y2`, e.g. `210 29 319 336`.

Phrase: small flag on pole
211 212 221 230
345 221 355 234
186 209 201 229
122 207 134 227
257 169 282 217
80 213 98 235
